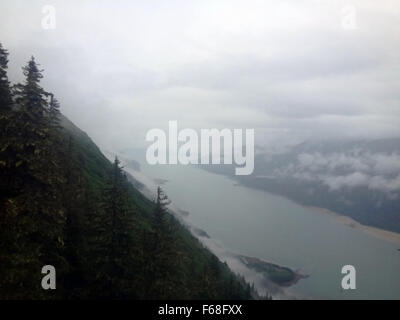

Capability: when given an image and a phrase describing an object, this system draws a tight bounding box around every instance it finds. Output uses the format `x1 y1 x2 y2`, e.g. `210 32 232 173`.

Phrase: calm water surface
124 150 400 299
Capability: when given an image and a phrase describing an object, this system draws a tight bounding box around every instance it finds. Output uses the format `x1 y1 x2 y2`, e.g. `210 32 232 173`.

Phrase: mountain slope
0 47 254 299
0 113 254 299
64 115 255 299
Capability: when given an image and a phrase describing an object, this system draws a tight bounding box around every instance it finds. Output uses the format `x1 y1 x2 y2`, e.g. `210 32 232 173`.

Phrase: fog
1 0 400 151
262 149 400 193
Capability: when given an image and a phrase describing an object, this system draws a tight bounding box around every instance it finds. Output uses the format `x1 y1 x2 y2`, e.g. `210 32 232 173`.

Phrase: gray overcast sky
1 0 399 151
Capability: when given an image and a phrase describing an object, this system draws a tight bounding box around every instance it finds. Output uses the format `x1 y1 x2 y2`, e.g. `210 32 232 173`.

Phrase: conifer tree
48 93 61 127
58 136 88 298
0 44 32 298
0 43 12 111
18 57 47 115
0 42 13 195
94 157 139 298
0 55 67 299
144 187 185 299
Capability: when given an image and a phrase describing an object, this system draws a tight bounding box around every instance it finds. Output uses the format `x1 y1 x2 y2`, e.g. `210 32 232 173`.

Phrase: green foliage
0 44 254 300
0 43 12 111
0 51 67 299
143 187 186 299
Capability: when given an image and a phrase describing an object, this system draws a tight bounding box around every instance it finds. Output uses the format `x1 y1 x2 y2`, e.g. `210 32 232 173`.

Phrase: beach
307 206 400 247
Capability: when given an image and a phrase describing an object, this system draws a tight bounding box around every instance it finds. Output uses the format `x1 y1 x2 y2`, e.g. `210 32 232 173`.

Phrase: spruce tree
58 136 88 298
48 94 61 128
0 43 13 195
94 157 139 298
0 44 29 298
144 187 185 299
0 43 12 111
0 55 67 299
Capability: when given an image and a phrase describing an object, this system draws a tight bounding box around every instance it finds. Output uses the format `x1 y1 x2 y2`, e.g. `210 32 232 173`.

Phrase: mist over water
114 148 400 299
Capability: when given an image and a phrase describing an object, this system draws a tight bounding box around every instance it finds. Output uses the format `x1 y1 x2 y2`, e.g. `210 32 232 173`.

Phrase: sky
1 0 400 152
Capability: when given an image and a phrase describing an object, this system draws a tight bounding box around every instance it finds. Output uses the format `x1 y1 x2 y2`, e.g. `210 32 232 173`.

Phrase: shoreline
119 159 400 299
237 254 309 288
118 162 305 297
306 205 400 247
121 157 400 248
226 173 400 248
118 155 400 249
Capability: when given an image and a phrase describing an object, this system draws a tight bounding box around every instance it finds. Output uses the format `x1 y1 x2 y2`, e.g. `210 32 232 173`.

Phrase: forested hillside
0 43 254 300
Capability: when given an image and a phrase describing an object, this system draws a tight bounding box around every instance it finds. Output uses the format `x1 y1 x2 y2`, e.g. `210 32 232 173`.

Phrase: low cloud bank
271 150 400 194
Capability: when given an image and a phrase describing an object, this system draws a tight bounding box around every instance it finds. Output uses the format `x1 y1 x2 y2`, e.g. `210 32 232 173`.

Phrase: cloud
321 172 400 193
321 172 370 190
272 149 400 193
0 0 400 151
